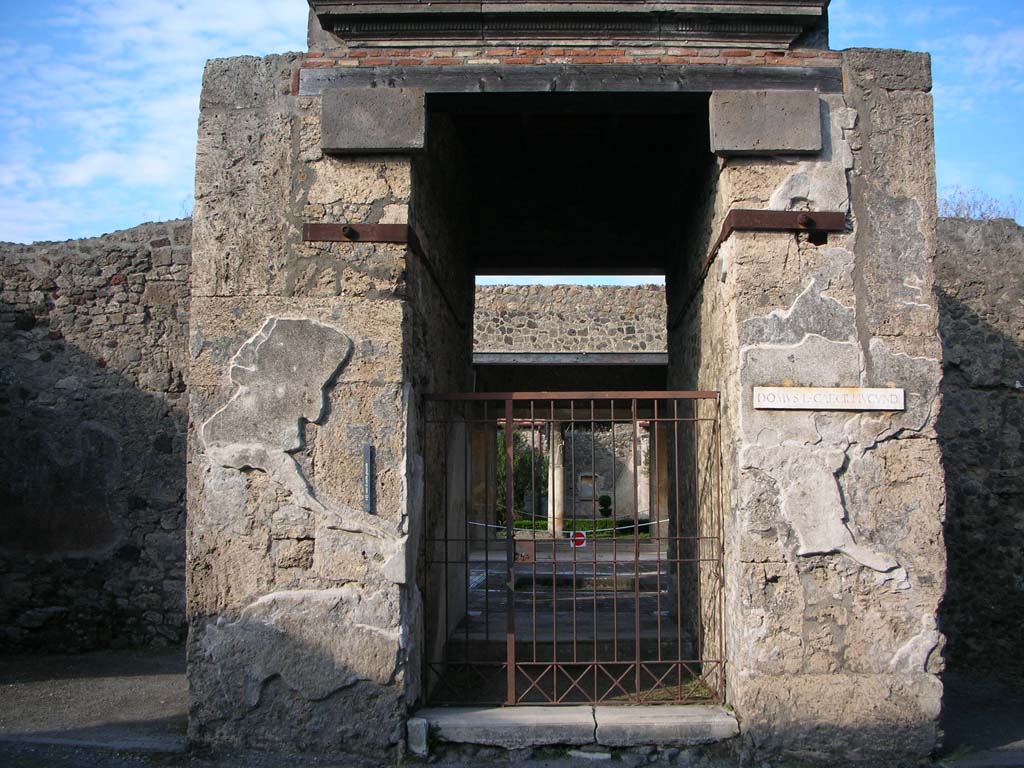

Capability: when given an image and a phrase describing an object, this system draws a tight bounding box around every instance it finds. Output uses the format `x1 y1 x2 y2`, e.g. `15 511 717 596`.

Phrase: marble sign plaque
753 387 905 411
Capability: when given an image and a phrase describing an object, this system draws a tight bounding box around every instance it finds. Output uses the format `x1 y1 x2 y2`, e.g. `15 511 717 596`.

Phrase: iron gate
423 392 722 705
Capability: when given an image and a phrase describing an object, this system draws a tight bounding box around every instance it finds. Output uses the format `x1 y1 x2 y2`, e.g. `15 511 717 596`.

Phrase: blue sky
1 1 1021 287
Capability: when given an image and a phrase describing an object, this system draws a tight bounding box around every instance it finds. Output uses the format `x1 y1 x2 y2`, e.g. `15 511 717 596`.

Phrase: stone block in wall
709 90 822 156
321 87 426 154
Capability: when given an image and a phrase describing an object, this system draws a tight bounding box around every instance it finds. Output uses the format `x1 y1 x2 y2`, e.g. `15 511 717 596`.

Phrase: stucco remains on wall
187 53 418 757
667 48 946 765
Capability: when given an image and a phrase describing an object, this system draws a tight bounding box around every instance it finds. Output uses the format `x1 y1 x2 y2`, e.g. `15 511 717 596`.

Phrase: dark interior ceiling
431 93 711 275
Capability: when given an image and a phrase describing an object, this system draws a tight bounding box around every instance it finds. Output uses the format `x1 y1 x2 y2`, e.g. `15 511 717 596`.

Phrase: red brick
305 52 324 58
502 57 537 65
428 57 461 65
361 58 394 66
394 58 424 66
723 49 752 57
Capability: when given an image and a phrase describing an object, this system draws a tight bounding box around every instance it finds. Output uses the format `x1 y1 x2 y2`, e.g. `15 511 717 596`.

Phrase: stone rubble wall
934 217 1024 677
0 219 191 651
474 284 666 353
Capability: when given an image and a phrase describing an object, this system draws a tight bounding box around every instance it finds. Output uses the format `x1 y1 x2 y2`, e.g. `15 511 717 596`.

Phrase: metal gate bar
423 392 723 706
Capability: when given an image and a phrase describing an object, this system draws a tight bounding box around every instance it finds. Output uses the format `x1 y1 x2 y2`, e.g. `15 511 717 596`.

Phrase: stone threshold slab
413 705 738 750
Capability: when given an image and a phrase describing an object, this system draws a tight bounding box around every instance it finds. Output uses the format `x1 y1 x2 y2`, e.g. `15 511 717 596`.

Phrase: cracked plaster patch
738 276 919 573
768 96 855 213
202 317 353 514
890 615 942 672
742 445 899 572
742 278 856 347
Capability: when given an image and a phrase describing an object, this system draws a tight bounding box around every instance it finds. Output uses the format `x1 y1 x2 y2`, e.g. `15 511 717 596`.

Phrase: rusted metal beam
302 222 409 243
708 209 846 261
473 352 668 366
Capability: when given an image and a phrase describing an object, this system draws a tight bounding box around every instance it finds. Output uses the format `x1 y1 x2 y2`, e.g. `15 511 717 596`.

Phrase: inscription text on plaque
753 387 905 411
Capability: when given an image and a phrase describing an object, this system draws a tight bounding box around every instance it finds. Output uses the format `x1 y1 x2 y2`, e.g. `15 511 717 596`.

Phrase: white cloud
0 0 307 243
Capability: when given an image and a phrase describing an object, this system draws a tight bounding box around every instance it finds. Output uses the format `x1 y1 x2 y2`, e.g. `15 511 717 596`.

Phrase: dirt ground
1 649 1021 767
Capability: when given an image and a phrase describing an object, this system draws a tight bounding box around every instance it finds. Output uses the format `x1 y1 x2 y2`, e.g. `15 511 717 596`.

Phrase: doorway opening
411 92 723 707
423 392 722 705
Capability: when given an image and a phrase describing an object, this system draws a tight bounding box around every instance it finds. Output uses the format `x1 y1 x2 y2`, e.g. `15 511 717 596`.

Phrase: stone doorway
407 92 726 707
187 24 948 760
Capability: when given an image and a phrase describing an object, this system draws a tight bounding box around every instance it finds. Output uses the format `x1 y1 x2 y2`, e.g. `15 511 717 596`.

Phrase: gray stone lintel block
709 90 822 156
321 86 425 154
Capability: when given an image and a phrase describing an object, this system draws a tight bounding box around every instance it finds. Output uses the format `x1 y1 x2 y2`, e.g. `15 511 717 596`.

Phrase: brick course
294 45 842 82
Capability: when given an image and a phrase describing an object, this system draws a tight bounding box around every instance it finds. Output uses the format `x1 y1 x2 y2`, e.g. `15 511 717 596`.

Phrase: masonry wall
0 220 191 652
665 49 947 765
186 54 419 757
407 111 476 704
934 217 1024 678
474 285 666 353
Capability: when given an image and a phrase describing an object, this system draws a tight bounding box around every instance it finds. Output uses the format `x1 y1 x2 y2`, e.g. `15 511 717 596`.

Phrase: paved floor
0 649 1021 767
0 649 187 753
938 673 1024 767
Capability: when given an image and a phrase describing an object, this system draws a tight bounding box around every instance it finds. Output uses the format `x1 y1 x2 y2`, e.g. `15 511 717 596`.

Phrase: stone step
409 704 739 753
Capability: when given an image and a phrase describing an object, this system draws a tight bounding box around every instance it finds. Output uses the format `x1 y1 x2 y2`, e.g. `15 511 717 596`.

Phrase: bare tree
939 186 1022 221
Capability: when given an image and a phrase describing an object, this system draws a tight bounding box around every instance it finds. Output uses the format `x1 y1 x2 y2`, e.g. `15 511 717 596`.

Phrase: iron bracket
708 209 847 261
302 222 409 244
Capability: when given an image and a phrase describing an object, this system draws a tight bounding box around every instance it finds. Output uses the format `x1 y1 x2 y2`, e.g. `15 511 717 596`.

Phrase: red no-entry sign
570 530 587 548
